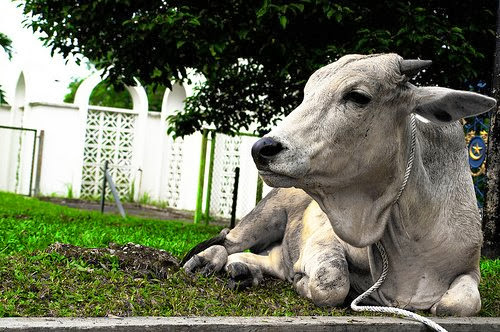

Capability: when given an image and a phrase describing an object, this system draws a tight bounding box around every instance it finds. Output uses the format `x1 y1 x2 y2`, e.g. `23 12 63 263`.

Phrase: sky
0 0 93 104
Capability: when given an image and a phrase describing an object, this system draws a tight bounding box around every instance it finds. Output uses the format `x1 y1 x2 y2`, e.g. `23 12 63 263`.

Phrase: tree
64 78 166 112
21 0 495 136
483 1 500 259
0 32 13 104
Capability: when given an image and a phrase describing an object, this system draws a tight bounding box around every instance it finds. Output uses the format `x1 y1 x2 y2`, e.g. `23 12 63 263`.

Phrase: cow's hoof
226 262 259 290
430 274 481 316
183 245 228 276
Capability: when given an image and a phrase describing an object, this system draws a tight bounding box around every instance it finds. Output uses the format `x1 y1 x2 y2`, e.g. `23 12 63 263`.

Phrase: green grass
0 252 334 317
479 259 500 317
0 192 217 258
0 191 498 317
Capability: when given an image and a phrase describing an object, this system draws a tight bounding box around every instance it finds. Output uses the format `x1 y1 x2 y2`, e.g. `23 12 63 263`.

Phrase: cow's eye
344 91 371 105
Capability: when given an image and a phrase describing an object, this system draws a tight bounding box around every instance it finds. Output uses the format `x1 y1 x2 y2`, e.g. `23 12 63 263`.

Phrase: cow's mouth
257 169 299 188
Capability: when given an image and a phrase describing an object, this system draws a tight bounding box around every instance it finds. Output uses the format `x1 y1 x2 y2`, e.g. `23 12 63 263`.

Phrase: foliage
64 78 166 112
0 32 12 60
145 85 167 113
63 79 131 109
21 0 495 136
0 32 13 105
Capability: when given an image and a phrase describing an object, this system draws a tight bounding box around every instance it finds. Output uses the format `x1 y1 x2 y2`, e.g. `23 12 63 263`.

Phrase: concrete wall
0 71 270 219
26 102 80 196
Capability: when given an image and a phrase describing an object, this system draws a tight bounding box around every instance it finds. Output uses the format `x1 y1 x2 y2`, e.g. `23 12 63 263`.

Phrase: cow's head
252 53 496 247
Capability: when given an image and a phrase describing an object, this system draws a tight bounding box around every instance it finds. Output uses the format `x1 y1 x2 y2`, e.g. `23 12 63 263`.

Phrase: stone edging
1 316 499 332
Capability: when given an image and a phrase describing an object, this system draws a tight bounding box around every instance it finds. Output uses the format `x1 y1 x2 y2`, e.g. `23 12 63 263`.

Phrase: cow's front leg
183 188 311 276
226 245 286 290
430 272 481 316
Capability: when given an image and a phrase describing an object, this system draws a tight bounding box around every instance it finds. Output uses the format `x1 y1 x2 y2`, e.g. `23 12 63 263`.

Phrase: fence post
204 131 216 224
28 130 37 197
100 161 108 214
33 130 44 197
194 129 208 224
230 167 240 229
255 175 263 204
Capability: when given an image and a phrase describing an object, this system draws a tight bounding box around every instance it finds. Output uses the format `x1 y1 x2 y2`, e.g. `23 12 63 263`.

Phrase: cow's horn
400 59 432 78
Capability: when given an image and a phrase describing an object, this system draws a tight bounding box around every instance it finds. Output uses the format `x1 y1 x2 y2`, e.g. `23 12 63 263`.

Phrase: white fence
0 71 271 220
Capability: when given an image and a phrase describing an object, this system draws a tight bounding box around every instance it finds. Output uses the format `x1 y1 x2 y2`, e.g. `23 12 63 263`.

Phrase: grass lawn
0 191 498 317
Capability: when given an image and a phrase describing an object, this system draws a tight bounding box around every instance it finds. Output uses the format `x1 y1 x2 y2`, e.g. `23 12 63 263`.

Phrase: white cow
183 53 496 316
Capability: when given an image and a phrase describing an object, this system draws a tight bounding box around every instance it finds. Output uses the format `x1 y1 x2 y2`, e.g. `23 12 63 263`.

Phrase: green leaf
237 29 249 39
256 0 270 18
176 40 185 49
290 3 305 12
209 45 217 57
0 32 13 60
279 15 287 29
326 8 334 19
189 17 201 26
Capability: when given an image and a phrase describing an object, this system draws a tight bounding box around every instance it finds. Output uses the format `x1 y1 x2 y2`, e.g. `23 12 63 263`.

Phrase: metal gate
0 125 38 196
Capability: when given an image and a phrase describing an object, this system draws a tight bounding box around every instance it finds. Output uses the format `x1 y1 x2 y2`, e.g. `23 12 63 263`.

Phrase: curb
1 316 499 331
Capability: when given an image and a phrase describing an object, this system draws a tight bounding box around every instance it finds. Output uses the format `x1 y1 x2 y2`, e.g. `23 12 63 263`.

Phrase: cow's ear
413 87 496 124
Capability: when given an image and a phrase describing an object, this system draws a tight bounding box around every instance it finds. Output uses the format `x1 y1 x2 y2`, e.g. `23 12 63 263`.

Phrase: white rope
393 114 417 203
350 114 448 332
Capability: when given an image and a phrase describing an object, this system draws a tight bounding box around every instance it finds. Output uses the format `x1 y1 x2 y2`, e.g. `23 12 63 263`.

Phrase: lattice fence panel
164 138 184 208
80 110 136 199
210 134 242 218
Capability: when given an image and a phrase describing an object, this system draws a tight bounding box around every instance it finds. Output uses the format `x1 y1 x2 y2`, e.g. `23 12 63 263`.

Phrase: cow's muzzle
252 137 285 168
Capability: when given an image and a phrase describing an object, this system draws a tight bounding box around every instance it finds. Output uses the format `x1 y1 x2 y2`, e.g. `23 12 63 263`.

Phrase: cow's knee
431 274 481 316
308 259 349 307
183 245 228 276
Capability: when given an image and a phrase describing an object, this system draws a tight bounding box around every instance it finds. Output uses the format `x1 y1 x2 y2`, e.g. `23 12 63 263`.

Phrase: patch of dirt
46 242 180 279
39 197 230 226
40 197 194 221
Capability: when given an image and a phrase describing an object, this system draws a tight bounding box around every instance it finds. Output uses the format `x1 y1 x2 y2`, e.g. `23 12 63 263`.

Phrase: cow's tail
180 228 230 266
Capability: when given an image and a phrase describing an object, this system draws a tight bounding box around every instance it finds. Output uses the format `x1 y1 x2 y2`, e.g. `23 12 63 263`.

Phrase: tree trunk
482 0 500 259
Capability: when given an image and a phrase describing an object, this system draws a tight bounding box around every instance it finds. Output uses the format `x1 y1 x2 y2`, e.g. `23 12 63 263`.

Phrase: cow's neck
310 119 480 308
310 115 417 248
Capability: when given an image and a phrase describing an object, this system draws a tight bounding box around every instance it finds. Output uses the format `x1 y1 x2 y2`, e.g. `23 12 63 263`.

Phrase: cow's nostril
260 142 284 157
252 137 285 165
